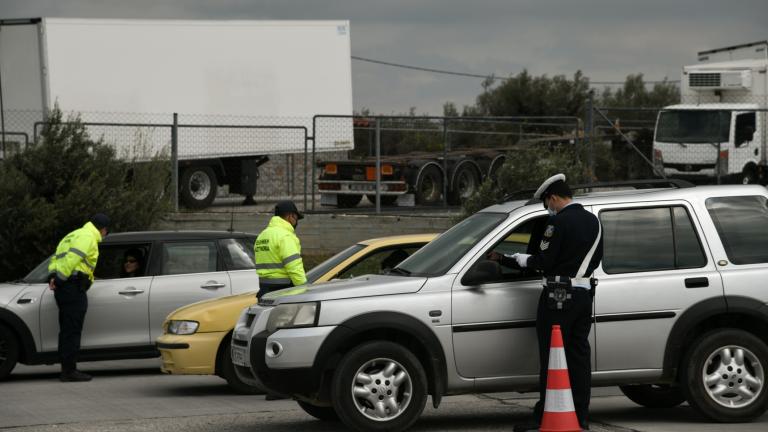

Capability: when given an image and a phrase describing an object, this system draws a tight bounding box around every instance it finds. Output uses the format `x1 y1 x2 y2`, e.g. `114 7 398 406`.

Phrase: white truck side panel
0 23 45 154
40 18 353 158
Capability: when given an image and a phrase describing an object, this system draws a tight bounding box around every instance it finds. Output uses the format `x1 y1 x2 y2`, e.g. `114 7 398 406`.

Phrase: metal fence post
375 117 381 214
442 118 449 207
171 113 179 212
304 134 309 212
586 91 595 178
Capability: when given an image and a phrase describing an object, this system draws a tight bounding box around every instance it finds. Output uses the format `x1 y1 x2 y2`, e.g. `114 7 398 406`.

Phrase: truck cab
653 41 767 184
654 103 762 183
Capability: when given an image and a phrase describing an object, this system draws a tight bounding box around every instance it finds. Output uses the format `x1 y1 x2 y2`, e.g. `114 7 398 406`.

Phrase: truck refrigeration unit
0 18 353 208
653 40 767 184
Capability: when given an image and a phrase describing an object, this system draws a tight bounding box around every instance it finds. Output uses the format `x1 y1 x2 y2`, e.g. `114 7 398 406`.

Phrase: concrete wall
153 212 455 255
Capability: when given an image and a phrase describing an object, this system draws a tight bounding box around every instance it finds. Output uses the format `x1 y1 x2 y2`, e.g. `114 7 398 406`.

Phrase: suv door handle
118 288 145 295
201 281 226 289
685 277 709 288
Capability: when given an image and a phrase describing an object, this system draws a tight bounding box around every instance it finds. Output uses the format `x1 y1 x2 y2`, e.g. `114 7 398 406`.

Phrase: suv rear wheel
682 328 768 422
331 340 427 432
619 384 686 408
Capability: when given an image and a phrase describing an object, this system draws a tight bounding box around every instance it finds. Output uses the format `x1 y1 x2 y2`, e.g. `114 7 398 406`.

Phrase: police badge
545 280 573 310
544 225 554 238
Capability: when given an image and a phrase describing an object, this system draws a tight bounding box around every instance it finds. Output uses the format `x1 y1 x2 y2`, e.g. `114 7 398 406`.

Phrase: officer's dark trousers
54 280 88 373
533 288 593 428
257 281 294 298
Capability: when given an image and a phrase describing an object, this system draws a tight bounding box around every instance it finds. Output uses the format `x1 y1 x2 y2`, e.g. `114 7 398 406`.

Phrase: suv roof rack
500 179 695 204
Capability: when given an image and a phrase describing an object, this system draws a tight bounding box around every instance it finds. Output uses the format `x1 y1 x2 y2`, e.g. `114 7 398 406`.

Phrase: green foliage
472 70 591 118
459 145 589 219
0 107 171 281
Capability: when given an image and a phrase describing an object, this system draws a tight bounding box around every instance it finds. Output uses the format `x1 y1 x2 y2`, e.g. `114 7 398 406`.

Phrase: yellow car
157 233 437 393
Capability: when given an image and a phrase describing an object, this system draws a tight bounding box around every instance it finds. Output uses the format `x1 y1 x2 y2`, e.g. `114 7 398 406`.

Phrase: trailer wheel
180 166 218 209
415 166 443 205
448 164 481 205
337 194 363 208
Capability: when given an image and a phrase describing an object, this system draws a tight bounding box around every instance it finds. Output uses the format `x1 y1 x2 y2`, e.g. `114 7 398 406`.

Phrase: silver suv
0 231 258 379
232 183 768 431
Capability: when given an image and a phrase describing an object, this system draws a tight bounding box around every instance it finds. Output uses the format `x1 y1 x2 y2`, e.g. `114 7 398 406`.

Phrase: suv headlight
167 320 199 335
266 302 318 333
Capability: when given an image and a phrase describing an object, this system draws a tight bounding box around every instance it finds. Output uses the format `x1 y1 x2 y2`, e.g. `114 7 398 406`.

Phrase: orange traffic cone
540 325 581 432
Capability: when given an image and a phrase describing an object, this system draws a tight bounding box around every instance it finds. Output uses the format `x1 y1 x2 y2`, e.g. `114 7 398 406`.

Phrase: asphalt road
2 359 767 432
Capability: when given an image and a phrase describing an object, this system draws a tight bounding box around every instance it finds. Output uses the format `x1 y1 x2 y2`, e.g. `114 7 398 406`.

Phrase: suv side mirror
461 260 500 286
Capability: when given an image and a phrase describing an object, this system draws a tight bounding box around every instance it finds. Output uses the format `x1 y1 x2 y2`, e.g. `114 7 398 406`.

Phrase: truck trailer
0 18 353 208
653 40 767 184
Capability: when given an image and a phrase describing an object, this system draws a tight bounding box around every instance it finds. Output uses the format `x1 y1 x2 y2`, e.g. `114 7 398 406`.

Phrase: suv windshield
656 110 731 144
396 212 507 277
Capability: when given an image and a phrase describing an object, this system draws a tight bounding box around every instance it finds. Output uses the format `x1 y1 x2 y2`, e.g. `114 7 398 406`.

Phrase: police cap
533 173 572 201
90 213 111 230
274 201 304 220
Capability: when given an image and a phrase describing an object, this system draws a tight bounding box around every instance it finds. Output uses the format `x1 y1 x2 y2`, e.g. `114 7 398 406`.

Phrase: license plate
231 346 246 366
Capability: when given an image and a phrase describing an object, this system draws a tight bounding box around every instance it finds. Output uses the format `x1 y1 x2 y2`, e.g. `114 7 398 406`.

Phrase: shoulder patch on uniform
540 240 550 251
544 225 555 238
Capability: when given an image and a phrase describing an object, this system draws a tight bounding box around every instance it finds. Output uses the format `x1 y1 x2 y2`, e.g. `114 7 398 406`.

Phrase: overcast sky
1 0 766 114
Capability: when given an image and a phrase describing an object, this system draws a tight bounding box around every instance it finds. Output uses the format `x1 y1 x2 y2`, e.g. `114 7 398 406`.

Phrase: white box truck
0 18 353 208
653 40 767 184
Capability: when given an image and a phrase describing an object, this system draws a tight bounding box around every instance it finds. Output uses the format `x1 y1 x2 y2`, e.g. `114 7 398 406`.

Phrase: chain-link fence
3 110 318 211
590 99 768 186
312 115 583 212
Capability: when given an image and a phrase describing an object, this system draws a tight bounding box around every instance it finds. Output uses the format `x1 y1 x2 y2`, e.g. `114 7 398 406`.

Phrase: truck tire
337 194 363 208
681 328 768 422
448 164 481 205
331 340 428 432
739 167 758 185
0 325 19 380
619 384 686 408
220 337 264 395
297 400 339 421
366 194 397 206
180 166 218 209
415 166 443 205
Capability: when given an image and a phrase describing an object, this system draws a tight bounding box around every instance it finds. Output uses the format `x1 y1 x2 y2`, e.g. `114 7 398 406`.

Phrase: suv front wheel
682 328 768 422
331 340 427 432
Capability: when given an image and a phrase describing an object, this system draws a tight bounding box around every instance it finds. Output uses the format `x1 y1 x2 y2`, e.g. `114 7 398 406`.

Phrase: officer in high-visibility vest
47 213 110 382
254 201 306 296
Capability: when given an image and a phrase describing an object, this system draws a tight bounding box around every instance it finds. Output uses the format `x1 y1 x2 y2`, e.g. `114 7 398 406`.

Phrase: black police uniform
527 202 603 428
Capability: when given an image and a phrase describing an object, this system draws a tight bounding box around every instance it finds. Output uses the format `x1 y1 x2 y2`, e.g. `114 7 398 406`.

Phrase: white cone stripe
547 347 567 370
543 388 576 412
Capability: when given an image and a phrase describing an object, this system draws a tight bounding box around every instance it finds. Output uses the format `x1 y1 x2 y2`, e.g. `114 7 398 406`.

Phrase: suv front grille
232 338 248 347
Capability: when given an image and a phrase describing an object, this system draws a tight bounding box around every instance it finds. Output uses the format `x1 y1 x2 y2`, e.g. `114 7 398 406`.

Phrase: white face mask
547 208 557 216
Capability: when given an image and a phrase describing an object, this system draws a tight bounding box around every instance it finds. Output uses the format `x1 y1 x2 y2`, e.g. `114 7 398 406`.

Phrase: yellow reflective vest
48 221 103 282
254 216 306 286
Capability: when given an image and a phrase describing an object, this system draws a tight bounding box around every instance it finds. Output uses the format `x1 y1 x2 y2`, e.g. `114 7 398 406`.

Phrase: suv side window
161 241 218 275
220 237 256 271
706 195 768 265
601 206 706 274
463 216 546 285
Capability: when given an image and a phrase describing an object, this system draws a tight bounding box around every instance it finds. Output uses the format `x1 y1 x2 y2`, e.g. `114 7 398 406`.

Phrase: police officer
48 213 110 382
254 201 306 296
511 174 603 431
